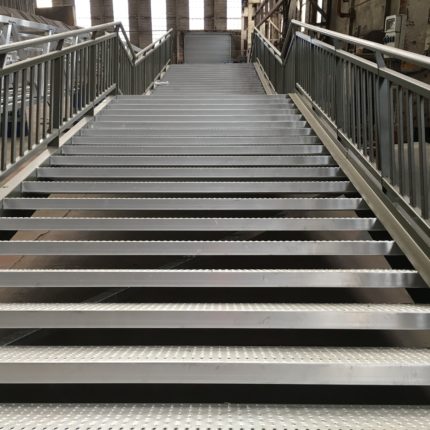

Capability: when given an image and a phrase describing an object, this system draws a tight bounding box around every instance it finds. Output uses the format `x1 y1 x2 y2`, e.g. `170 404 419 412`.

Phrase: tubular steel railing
251 20 430 226
0 22 173 177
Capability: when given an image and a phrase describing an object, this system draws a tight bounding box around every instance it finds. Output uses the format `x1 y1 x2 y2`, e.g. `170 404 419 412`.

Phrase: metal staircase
0 23 429 430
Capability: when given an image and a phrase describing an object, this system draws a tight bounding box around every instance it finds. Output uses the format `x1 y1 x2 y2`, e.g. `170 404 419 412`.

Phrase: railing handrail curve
136 29 174 58
0 21 127 56
254 28 282 59
290 19 430 69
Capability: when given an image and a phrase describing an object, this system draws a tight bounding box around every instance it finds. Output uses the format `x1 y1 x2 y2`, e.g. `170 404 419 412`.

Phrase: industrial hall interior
0 0 429 428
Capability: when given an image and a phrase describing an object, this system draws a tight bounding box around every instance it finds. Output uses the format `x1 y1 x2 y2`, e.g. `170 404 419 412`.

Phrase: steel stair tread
0 346 427 385
103 108 300 114
62 144 327 155
20 180 355 194
80 129 315 137
0 240 402 256
0 302 429 329
36 167 343 179
0 269 423 288
71 136 321 144
0 216 379 231
0 403 428 430
48 155 336 166
3 197 366 210
97 114 302 120
0 345 428 363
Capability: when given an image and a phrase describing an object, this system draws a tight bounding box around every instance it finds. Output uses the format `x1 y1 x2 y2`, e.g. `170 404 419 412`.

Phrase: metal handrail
290 19 430 69
0 24 173 178
254 28 282 58
0 22 122 54
135 29 173 67
251 22 430 283
137 29 174 58
0 21 137 66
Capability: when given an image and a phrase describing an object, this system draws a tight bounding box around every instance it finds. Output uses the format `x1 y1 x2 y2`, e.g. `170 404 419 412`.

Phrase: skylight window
75 0 91 28
36 0 52 7
151 0 167 42
189 0 204 30
227 0 241 30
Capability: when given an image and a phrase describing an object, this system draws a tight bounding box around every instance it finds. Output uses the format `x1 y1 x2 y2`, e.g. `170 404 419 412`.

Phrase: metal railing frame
0 22 173 178
251 20 430 239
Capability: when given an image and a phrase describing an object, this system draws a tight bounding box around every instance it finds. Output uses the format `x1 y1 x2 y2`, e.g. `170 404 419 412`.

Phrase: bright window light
151 0 167 42
75 0 92 28
36 0 52 7
316 0 323 23
189 0 204 30
113 0 130 36
227 0 241 30
301 0 307 22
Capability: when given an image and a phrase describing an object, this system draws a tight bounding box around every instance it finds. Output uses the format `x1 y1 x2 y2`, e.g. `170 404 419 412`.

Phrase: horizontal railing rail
252 21 430 228
0 23 173 178
136 29 174 60
290 20 430 70
250 28 284 92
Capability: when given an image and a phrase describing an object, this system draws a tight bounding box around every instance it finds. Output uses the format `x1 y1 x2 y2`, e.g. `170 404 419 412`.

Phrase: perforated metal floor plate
0 346 428 385
0 303 429 329
0 403 429 430
1 345 429 364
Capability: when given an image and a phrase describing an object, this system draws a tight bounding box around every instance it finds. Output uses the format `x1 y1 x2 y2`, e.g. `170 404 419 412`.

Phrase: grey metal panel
80 128 314 137
0 403 429 430
71 136 321 145
21 181 355 194
103 108 299 115
48 155 336 167
0 240 401 256
97 114 302 122
3 197 366 210
88 121 308 130
113 99 293 106
118 93 284 100
0 346 428 385
184 32 231 64
0 217 382 231
0 303 428 329
35 167 344 179
62 144 328 155
0 269 423 288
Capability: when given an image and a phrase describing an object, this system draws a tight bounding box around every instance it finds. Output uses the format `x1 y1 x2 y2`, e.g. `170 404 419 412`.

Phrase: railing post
87 31 97 116
333 40 343 139
375 52 393 181
51 38 64 147
113 26 120 94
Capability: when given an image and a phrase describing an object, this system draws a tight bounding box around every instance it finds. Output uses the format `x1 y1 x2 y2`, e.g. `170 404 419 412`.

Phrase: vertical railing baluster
43 61 49 139
20 68 27 157
417 96 429 219
28 66 34 150
11 71 19 165
397 88 405 195
35 63 42 146
1 74 9 171
51 39 64 147
406 91 417 207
